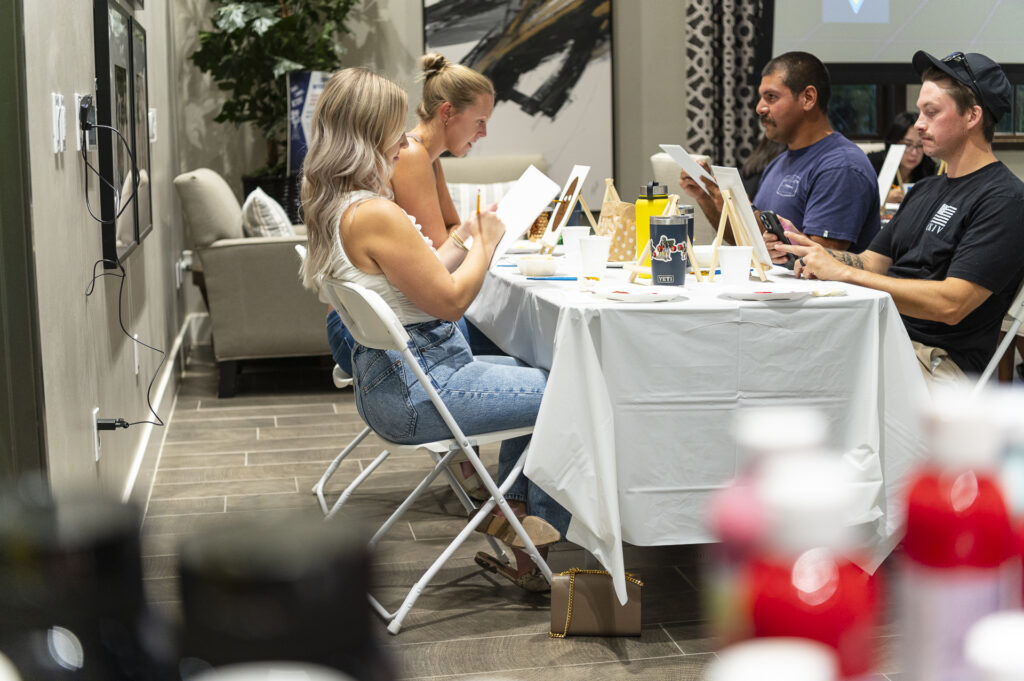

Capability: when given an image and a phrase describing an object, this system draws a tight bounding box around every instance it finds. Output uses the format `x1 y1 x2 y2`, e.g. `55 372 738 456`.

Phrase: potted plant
190 0 356 218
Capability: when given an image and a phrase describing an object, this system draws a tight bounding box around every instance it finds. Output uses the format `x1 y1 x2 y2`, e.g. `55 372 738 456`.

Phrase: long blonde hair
416 53 494 121
300 68 408 291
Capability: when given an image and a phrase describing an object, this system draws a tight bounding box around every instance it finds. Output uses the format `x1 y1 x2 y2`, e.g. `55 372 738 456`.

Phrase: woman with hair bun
302 68 568 593
393 52 495 245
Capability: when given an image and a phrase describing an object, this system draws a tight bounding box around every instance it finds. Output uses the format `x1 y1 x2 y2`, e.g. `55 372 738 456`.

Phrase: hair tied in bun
422 52 449 79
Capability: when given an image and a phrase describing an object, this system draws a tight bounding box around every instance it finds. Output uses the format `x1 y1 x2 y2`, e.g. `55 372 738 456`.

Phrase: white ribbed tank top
321 190 437 325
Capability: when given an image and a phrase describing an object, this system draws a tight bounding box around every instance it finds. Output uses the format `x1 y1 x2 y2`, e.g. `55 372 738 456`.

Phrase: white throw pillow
241 187 294 237
447 181 517 222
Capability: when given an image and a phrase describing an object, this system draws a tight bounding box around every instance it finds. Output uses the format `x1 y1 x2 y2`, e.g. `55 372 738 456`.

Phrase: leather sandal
446 459 489 502
474 551 550 593
474 513 560 549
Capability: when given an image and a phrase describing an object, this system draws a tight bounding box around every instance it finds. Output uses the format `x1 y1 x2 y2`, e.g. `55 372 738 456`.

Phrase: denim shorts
352 320 546 445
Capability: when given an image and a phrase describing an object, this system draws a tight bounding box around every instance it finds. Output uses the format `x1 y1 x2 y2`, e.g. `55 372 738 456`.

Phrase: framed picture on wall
423 0 614 210
93 0 152 266
131 20 152 243
94 0 136 265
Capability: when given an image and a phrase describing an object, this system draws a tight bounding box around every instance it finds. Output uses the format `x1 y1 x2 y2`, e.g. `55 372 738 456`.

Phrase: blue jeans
351 318 570 537
327 310 504 376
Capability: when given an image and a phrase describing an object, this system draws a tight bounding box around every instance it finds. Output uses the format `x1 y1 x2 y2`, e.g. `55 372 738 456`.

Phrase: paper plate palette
592 284 685 303
720 289 811 302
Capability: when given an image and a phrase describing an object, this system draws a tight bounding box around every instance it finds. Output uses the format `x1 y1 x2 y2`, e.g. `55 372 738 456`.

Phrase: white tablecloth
467 265 929 602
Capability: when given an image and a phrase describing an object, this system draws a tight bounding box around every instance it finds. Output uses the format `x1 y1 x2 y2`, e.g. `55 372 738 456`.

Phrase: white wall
173 0 691 204
22 0 187 502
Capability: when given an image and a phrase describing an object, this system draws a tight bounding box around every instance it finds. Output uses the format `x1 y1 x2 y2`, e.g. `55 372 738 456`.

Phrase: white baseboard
121 312 208 506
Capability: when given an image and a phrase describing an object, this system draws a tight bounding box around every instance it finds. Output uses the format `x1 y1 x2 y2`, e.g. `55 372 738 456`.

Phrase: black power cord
86 258 165 430
78 94 138 225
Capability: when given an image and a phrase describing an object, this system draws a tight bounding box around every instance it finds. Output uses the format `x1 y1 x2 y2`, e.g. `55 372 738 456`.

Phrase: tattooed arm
825 249 866 270
780 232 991 324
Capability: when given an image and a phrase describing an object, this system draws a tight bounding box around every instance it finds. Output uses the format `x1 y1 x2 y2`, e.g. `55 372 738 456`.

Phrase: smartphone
759 210 796 269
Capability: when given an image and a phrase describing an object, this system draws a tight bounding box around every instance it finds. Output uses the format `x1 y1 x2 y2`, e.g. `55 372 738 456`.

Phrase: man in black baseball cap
912 50 1013 124
770 50 1024 387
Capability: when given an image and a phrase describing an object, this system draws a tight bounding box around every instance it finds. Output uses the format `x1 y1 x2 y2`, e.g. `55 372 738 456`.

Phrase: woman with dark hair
867 111 937 204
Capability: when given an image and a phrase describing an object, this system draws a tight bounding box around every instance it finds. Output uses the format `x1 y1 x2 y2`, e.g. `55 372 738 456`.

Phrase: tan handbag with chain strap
549 568 643 637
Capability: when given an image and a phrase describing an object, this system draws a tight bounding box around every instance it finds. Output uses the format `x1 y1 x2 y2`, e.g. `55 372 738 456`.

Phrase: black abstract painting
425 0 613 207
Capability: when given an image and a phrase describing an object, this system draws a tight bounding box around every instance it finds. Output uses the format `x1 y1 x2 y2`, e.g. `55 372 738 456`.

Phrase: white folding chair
317 278 553 634
972 277 1024 397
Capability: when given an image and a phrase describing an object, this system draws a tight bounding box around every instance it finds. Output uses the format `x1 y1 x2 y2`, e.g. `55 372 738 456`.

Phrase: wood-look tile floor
142 346 902 680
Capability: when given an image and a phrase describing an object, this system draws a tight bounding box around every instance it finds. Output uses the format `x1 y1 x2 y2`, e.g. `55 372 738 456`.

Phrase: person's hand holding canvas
678 158 724 228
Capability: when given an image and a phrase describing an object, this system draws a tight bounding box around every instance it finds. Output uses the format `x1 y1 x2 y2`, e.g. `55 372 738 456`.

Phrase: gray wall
173 0 691 203
22 0 186 502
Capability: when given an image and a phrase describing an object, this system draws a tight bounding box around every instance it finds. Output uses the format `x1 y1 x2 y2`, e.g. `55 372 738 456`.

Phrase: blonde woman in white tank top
301 68 570 592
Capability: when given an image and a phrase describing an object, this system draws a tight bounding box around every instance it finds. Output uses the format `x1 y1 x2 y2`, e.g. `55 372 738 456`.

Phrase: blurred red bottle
742 455 880 679
900 392 1017 681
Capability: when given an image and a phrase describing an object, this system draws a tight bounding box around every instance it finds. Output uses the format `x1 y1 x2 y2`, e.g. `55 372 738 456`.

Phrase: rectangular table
467 265 929 602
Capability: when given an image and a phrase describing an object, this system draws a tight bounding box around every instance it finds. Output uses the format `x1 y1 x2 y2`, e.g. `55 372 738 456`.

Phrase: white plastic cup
560 226 591 274
578 235 611 287
718 245 753 285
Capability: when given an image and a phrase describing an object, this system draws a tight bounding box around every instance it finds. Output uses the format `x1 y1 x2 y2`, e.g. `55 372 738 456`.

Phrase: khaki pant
912 340 966 391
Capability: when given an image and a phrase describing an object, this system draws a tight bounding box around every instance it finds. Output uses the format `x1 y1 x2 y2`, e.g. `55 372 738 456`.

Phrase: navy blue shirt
754 132 880 252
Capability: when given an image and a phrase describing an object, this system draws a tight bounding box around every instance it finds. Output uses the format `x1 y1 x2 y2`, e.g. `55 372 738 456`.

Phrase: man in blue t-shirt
681 51 880 253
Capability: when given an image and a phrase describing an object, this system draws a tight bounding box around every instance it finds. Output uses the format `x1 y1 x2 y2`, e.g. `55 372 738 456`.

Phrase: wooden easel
539 195 600 255
708 189 769 282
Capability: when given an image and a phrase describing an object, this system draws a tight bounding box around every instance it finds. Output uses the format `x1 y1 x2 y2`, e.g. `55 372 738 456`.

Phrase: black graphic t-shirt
869 161 1024 373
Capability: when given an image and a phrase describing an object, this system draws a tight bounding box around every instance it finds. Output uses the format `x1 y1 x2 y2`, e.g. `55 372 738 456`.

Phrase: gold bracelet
450 230 469 252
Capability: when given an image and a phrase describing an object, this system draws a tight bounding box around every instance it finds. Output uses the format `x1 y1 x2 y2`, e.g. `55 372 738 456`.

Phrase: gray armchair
174 168 329 397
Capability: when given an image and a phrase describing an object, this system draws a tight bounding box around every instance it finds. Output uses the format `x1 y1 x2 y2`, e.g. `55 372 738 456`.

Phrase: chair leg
313 425 373 514
383 452 551 635
368 452 455 550
217 360 240 398
430 449 511 563
325 448 390 520
998 332 1015 382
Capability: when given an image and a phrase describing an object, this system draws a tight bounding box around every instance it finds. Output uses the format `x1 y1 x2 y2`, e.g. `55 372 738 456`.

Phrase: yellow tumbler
635 182 669 276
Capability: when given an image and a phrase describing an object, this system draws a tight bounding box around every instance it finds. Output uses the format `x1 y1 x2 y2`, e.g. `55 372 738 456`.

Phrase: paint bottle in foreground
742 454 880 679
900 392 1017 681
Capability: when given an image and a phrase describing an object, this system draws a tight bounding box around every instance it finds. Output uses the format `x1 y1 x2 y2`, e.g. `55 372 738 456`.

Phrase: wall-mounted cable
78 94 138 225
85 258 165 429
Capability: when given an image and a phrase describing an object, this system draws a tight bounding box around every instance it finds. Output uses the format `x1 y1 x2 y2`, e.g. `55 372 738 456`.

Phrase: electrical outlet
175 251 194 290
75 93 95 151
51 93 66 153
92 406 100 462
133 334 140 376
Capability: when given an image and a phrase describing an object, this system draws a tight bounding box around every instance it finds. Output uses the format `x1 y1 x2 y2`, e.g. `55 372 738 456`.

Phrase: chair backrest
1005 276 1024 327
321 279 411 352
174 168 245 248
439 154 547 184
973 275 1024 393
